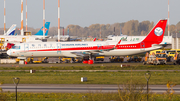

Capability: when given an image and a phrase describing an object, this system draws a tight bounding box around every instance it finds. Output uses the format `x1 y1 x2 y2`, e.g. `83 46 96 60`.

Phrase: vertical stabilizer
142 19 167 44
5 24 16 35
34 22 50 36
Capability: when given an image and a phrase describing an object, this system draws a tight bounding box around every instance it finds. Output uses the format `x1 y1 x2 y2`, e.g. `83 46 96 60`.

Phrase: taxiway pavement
1 84 180 94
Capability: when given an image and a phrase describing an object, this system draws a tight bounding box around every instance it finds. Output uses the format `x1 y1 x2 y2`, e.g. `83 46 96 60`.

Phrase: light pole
13 77 20 101
58 0 60 42
144 73 151 101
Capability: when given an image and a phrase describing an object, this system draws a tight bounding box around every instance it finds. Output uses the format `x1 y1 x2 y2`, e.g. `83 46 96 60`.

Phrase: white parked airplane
53 35 82 41
3 24 16 36
7 19 167 63
53 35 70 41
107 35 172 46
0 22 50 43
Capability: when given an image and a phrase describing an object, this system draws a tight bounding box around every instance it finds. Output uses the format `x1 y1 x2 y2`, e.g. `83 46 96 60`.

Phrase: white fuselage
0 35 43 43
7 41 161 58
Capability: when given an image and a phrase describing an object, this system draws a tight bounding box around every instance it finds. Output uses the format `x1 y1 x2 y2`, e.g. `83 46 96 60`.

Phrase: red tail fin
93 38 96 41
142 19 167 44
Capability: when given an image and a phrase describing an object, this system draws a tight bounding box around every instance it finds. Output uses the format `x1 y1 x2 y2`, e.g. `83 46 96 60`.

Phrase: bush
0 85 8 101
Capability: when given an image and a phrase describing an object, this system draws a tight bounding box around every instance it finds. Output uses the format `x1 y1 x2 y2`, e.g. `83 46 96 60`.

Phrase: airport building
172 33 180 49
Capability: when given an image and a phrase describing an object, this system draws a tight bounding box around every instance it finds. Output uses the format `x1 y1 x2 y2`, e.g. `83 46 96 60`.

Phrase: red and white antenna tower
58 0 60 42
4 0 6 34
168 0 170 36
26 0 28 31
43 0 45 39
100 26 101 40
21 0 24 35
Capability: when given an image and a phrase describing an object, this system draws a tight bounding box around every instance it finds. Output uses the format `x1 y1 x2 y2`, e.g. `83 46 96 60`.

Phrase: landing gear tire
153 61 158 65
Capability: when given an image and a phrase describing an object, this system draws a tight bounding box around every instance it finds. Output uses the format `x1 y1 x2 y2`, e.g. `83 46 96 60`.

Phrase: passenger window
50 44 52 47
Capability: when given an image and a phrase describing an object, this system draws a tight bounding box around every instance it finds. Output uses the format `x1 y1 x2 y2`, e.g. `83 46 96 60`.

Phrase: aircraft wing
160 42 171 47
93 38 96 41
71 40 121 57
71 51 102 57
152 44 163 49
71 51 99 57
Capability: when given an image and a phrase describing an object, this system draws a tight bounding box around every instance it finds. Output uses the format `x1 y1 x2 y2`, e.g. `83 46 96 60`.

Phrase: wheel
66 60 70 63
30 59 33 63
173 62 177 65
170 57 174 62
177 60 180 65
153 61 158 65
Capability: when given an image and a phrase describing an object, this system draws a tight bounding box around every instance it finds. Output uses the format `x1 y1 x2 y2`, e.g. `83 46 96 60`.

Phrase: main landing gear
88 53 94 64
83 53 94 64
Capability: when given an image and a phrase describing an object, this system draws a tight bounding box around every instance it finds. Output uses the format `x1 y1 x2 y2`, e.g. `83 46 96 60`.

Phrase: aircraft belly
18 51 31 57
20 51 78 58
101 48 155 56
62 52 79 57
31 51 64 57
101 50 140 56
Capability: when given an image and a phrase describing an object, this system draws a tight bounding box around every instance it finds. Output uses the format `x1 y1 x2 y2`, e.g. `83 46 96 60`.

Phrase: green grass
0 71 180 84
1 92 180 101
0 63 180 70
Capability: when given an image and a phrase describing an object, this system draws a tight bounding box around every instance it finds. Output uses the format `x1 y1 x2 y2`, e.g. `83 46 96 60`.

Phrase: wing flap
71 40 121 57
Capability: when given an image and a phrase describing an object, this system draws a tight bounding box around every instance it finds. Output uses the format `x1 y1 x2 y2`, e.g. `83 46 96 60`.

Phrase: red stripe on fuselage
18 43 153 52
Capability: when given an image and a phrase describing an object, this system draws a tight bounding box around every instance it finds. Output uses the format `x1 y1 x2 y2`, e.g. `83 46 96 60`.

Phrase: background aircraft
2 24 16 36
0 22 50 43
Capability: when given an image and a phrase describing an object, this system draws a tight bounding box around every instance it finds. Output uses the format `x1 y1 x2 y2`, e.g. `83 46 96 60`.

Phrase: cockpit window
12 46 20 49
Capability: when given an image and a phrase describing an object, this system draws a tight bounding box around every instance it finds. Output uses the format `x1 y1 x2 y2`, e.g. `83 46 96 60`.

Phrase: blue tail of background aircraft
5 24 16 35
34 22 50 36
8 30 15 35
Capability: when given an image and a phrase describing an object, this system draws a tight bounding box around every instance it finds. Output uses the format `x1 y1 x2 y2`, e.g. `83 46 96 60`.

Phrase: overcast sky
0 0 179 28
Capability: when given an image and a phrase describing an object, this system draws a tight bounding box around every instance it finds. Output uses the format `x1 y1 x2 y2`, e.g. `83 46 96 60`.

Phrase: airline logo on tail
154 27 163 36
34 22 50 36
142 19 167 44
41 28 48 34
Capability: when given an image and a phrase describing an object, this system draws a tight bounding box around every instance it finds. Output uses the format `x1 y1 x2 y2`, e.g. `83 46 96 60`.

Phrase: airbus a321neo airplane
7 19 167 63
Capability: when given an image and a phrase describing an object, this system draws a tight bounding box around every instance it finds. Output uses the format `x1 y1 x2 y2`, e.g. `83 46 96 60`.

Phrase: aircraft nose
7 50 11 56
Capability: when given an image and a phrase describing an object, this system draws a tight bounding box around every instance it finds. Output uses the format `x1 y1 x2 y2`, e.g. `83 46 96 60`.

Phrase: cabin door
24 43 29 52
57 43 61 54
140 42 145 50
97 44 102 51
